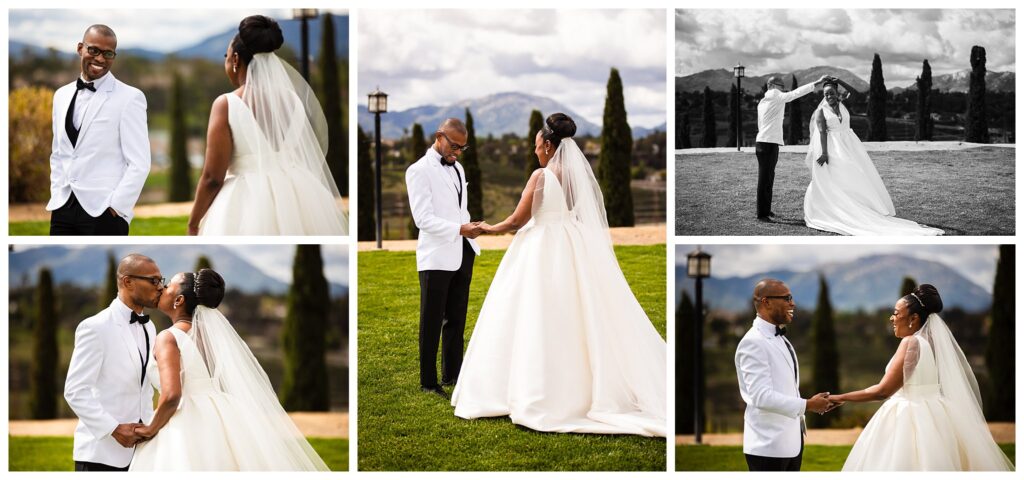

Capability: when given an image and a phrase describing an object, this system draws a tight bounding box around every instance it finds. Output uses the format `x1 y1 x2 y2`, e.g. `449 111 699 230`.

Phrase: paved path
358 224 667 251
676 422 1015 446
9 412 348 439
677 141 1014 155
9 199 349 223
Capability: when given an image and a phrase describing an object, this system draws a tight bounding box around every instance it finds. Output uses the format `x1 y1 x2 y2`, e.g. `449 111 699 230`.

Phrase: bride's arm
482 168 542 235
187 94 233 235
815 110 829 166
830 336 912 404
135 331 182 440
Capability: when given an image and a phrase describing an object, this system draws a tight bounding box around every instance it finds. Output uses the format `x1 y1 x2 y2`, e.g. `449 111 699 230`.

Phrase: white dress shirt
755 82 816 145
72 72 112 130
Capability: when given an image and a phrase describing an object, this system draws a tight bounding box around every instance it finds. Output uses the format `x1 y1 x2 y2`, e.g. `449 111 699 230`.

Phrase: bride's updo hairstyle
540 113 577 147
901 284 943 325
181 269 226 315
231 15 284 65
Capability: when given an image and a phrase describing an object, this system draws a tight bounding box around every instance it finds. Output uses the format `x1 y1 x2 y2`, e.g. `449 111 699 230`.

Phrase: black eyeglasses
84 44 117 60
123 275 166 287
761 294 794 302
437 131 469 152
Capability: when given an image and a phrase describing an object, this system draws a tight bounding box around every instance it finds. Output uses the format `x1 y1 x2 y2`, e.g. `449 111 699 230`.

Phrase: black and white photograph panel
674 9 1014 236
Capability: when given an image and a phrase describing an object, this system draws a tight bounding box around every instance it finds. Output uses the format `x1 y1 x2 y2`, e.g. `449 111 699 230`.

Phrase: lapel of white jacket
757 318 799 389
75 74 114 152
113 308 143 384
430 154 459 204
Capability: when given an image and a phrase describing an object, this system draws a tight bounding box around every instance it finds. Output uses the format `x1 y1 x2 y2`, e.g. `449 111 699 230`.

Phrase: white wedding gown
803 100 942 236
130 324 328 470
451 165 666 437
844 317 1013 471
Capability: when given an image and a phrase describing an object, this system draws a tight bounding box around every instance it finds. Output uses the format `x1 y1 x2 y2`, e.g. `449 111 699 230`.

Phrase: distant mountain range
9 245 346 298
9 15 348 63
677 66 1015 94
675 254 991 314
357 91 665 140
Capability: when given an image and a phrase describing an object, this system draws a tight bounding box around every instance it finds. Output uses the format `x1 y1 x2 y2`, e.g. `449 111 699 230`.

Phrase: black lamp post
368 87 388 249
292 9 319 81
734 63 745 151
686 247 712 443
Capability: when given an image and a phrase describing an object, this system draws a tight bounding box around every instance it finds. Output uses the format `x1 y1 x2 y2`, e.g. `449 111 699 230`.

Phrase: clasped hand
807 392 845 415
112 422 154 447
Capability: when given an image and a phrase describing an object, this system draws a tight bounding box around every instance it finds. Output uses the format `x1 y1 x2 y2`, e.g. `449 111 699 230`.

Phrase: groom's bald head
766 76 785 91
117 253 156 277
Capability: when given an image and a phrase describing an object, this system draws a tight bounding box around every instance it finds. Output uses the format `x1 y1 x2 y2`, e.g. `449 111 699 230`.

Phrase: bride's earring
233 64 237 73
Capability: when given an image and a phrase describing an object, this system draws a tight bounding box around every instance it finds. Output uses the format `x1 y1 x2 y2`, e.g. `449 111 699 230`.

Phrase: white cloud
359 9 666 128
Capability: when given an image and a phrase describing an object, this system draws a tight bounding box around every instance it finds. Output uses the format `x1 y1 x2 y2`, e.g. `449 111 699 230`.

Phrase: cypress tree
281 245 330 411
407 123 428 239
810 273 840 428
525 109 544 179
787 74 803 144
985 245 1014 420
30 268 58 419
463 109 483 220
101 251 117 310
195 255 213 271
598 67 635 227
726 84 738 148
899 276 916 297
700 86 717 148
319 12 347 195
676 96 692 149
915 60 933 141
680 109 692 149
867 53 888 141
357 127 375 241
676 290 696 434
965 46 990 143
168 71 191 202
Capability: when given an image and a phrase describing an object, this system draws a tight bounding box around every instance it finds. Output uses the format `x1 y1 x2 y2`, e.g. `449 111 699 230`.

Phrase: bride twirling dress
199 53 348 235
450 139 666 437
843 314 1013 471
803 99 942 236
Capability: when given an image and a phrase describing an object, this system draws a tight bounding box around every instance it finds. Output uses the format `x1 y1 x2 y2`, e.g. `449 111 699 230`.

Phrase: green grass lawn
357 246 667 471
676 444 1016 471
8 436 348 471
676 147 1014 235
9 215 190 236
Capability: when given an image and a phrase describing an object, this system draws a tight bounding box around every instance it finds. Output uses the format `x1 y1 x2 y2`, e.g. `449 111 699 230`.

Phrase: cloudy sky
359 9 666 128
8 9 347 53
676 9 1015 87
675 244 1000 292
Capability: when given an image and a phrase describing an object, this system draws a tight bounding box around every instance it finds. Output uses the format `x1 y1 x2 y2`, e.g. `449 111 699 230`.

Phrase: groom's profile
735 278 831 471
754 75 826 221
64 254 162 471
47 24 151 235
406 118 483 399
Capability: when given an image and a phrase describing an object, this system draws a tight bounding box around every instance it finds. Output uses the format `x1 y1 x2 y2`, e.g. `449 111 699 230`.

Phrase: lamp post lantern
734 63 745 151
292 9 319 81
686 247 712 444
368 87 389 249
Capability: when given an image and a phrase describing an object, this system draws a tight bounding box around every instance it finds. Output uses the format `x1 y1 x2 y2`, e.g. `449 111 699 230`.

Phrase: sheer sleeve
902 335 920 383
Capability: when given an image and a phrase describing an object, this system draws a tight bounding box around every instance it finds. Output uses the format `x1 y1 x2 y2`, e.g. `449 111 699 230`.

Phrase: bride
803 78 942 236
188 15 348 236
129 269 329 470
450 113 666 437
827 284 1012 471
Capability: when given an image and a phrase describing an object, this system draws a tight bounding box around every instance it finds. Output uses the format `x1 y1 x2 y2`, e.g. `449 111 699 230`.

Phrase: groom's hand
806 392 831 414
112 423 143 447
460 222 484 239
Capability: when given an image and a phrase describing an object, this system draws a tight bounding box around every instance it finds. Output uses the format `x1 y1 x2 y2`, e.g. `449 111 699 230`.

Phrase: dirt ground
675 422 1015 446
9 412 348 439
357 224 667 251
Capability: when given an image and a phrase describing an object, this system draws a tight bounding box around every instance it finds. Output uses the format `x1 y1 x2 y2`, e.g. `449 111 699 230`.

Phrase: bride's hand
816 153 829 166
134 424 156 441
478 222 493 234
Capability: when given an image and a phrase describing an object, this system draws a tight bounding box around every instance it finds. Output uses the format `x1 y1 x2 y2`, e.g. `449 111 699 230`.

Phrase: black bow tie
775 325 787 337
438 156 455 168
76 78 96 92
130 312 150 325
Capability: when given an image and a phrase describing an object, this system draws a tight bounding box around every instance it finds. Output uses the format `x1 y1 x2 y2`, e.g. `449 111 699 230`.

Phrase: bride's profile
129 269 328 471
188 15 348 236
827 284 1012 471
450 113 666 437
803 78 942 236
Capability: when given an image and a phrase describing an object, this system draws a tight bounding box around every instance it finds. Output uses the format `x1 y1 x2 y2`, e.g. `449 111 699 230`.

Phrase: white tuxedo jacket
406 147 480 271
734 316 806 458
47 73 151 223
64 298 159 468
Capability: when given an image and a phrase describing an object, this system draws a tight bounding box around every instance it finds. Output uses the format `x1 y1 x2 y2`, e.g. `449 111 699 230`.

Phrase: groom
406 118 483 399
47 24 151 235
64 254 162 471
735 279 832 471
754 75 828 221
